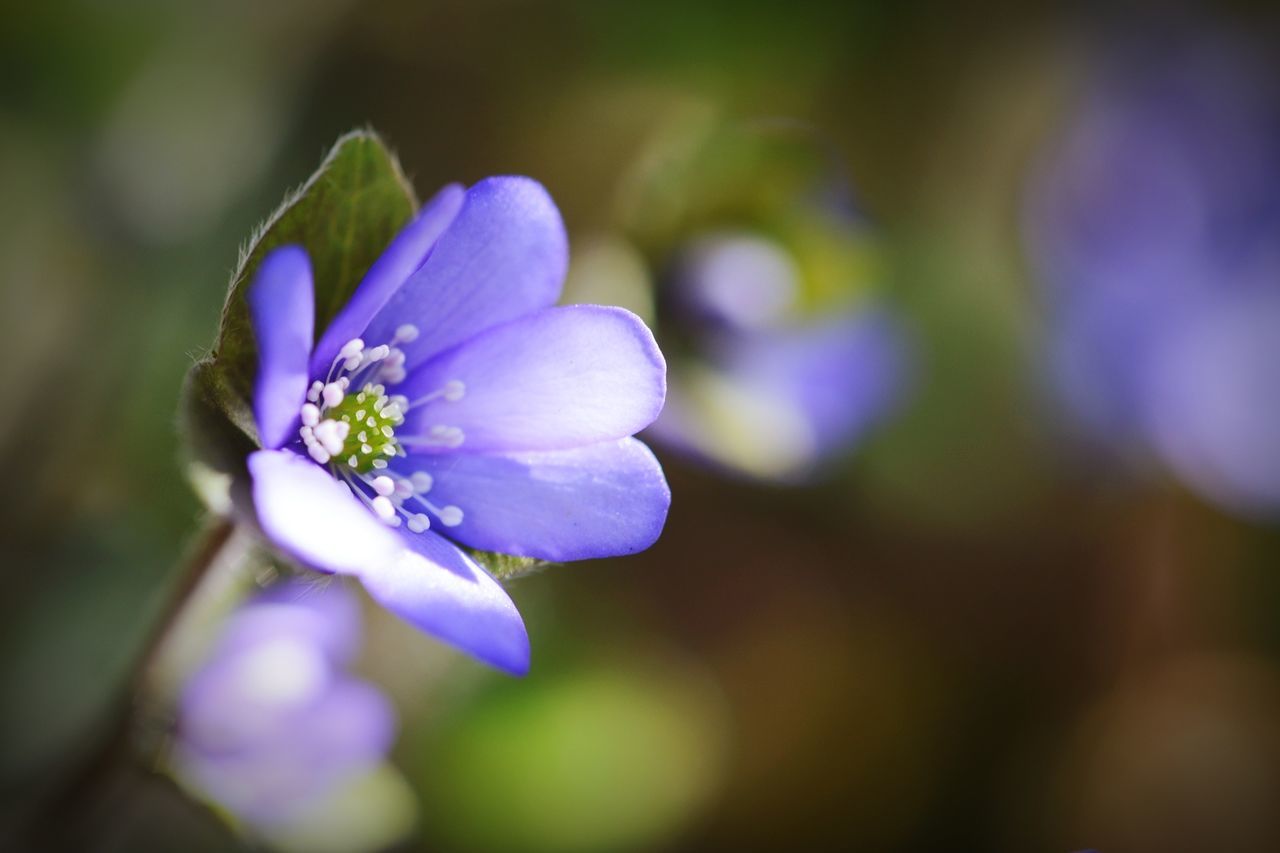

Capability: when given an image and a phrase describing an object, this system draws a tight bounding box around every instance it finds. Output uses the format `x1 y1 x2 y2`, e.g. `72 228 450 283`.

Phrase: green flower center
326 384 403 474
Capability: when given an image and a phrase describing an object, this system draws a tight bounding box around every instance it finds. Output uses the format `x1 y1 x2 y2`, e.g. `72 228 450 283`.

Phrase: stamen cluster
303 383 405 473
295 324 467 531
299 330 413 473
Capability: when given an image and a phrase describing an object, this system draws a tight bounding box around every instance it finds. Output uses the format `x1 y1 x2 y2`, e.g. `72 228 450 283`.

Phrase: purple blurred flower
244 177 670 675
171 580 395 829
591 118 911 482
647 227 910 483
1027 30 1280 514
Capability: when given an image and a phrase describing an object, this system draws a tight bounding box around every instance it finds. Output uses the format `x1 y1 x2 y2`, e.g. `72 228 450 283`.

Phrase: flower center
294 327 467 532
299 378 408 474
329 384 404 473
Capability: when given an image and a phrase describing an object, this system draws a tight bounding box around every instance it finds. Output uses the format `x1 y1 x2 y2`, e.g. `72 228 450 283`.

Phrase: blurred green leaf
214 129 419 413
464 548 549 582
177 360 256 511
420 663 726 853
179 129 417 494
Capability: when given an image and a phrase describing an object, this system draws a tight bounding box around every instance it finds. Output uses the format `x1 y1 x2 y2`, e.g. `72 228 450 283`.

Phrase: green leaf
213 129 419 428
465 549 551 582
179 129 417 485
178 359 257 491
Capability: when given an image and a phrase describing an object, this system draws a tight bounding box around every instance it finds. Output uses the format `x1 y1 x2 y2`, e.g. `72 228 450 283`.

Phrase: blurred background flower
565 114 912 481
1026 21 1280 517
169 578 415 853
3 2 1280 852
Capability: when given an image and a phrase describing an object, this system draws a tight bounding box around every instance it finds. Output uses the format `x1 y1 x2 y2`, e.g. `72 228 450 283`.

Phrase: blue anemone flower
243 177 670 675
1027 30 1280 515
647 228 908 482
590 121 911 483
171 580 398 832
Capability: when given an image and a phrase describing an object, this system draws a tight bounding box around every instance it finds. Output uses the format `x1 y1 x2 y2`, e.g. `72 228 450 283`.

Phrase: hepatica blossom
645 228 908 482
592 119 910 481
172 580 401 839
1026 31 1280 514
244 177 669 674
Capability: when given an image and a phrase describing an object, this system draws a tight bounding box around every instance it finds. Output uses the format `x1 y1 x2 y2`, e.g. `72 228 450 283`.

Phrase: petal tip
250 245 312 298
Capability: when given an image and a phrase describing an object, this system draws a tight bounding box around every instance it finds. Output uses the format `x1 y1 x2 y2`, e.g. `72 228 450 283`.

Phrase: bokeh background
4 1 1280 851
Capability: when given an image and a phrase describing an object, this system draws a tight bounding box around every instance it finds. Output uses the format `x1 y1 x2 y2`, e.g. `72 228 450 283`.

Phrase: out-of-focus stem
9 516 259 850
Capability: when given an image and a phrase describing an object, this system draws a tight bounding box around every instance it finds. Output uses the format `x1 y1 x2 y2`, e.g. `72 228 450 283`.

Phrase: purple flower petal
649 307 908 480
310 184 465 378
1144 287 1280 514
180 630 337 754
176 678 395 826
248 450 403 576
361 177 567 370
727 306 910 460
397 438 670 562
356 530 530 676
675 231 802 331
249 247 315 449
398 305 666 453
219 580 363 667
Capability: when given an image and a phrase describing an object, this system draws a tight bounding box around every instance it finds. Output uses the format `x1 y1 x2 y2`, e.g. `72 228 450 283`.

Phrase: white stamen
371 495 396 522
407 379 466 410
394 478 414 499
428 425 465 447
410 471 433 493
300 403 320 427
322 382 345 408
313 419 348 456
407 513 430 532
395 324 419 343
372 475 395 497
339 338 365 360
399 426 465 449
308 444 331 464
438 506 464 527
307 380 323 403
371 459 388 469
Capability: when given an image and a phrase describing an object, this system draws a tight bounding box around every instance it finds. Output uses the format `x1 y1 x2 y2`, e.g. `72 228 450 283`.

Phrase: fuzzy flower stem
12 518 250 849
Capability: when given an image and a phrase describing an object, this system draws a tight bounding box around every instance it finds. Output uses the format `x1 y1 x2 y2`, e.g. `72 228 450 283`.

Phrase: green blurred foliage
418 659 725 852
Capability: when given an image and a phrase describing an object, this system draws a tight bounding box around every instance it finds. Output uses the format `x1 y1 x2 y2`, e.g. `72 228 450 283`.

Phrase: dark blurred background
4 1 1280 851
